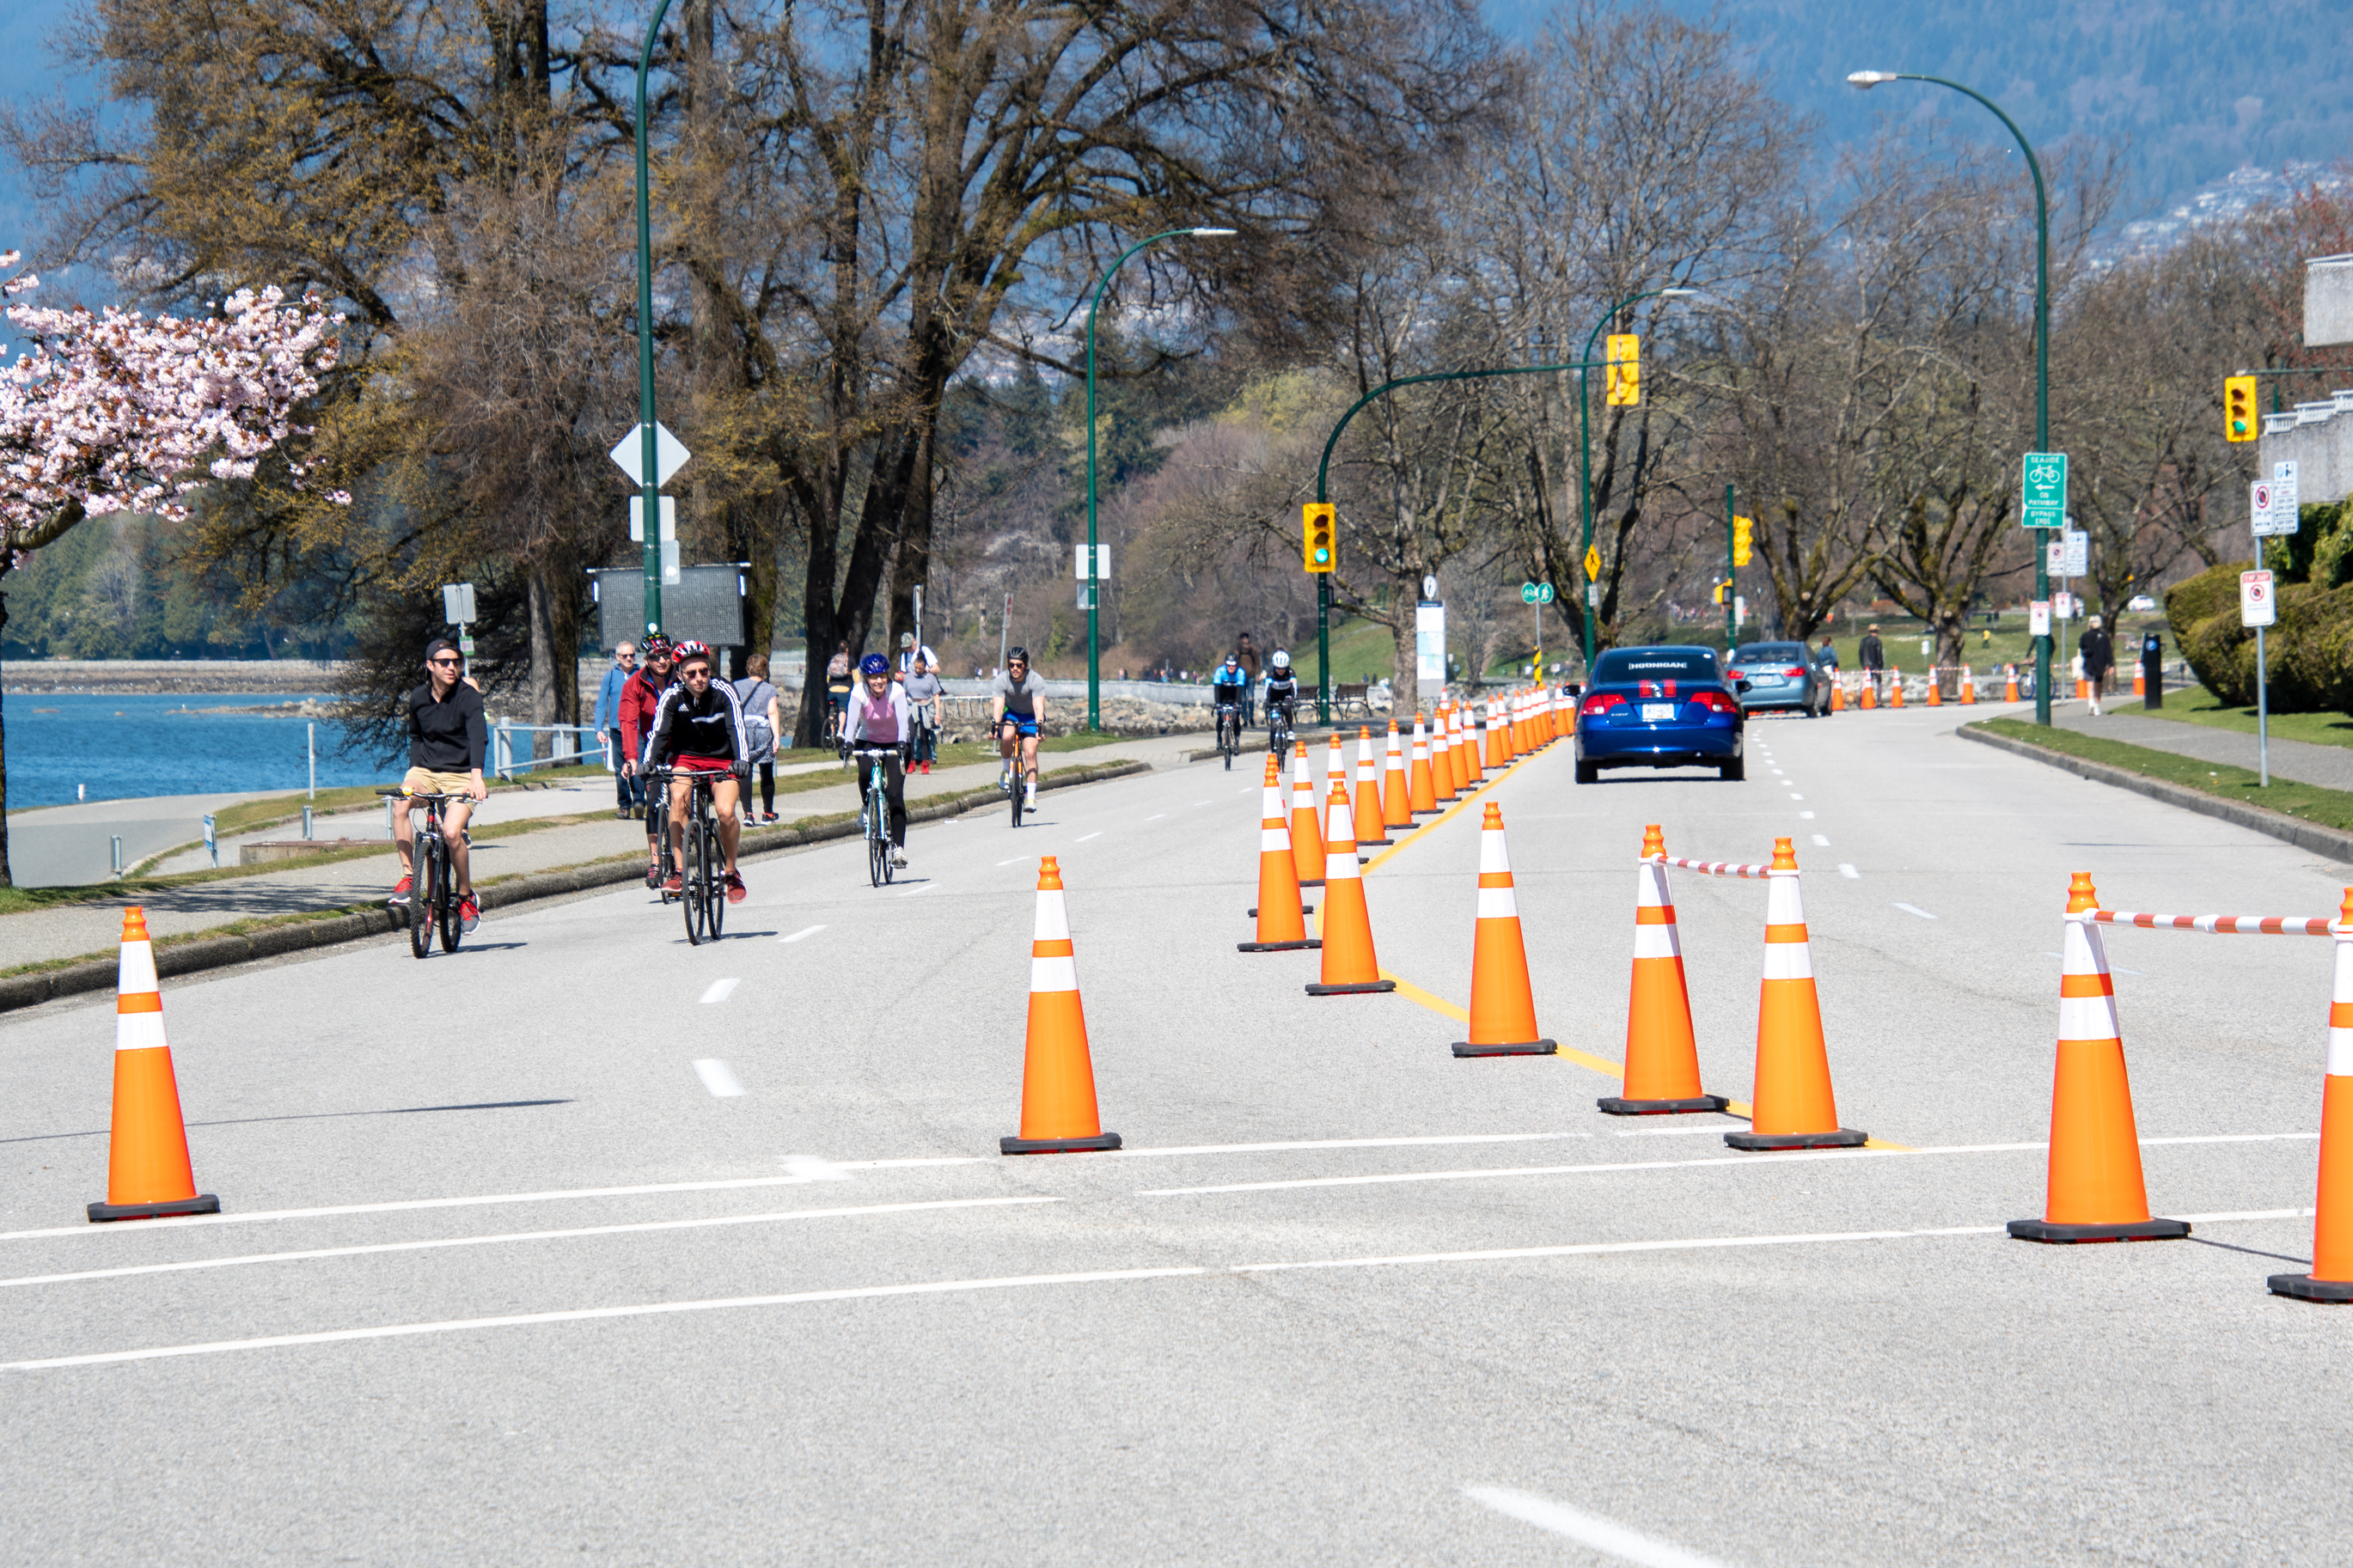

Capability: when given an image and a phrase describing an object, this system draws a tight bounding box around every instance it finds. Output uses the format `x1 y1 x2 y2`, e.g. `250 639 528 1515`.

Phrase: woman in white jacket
841 653 916 866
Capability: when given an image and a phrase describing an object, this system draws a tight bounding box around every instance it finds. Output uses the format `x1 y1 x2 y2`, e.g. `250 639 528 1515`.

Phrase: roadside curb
0 758 1153 1016
1957 723 2353 864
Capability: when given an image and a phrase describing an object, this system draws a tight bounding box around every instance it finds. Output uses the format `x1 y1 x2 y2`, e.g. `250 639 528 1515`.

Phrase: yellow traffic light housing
2224 375 2258 443
1302 502 1335 573
1604 333 1641 406
1733 515 1754 567
1712 579 1728 606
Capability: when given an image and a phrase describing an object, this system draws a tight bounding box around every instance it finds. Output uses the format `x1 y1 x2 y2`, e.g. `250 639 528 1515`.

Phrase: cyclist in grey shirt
903 653 944 774
991 648 1049 807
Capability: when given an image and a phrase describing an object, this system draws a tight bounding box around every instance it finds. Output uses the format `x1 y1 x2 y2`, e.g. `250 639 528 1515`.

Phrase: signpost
1074 544 1109 608
1416 581 1446 689
2253 461 2301 540
2243 568 2276 785
609 422 691 629
441 581 478 657
1521 581 1553 686
2021 452 2067 530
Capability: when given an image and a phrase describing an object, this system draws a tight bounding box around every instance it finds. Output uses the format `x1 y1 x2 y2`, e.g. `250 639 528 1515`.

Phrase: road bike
996 719 1032 827
1266 699 1296 762
672 769 730 944
848 746 901 888
1213 700 1243 769
378 787 465 958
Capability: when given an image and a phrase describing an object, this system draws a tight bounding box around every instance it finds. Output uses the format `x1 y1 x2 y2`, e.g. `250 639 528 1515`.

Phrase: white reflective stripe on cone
1323 798 1356 857
1030 954 1079 993
1633 923 1682 960
1476 886 1519 920
2332 932 2353 1077
115 1010 170 1052
1762 942 1812 981
1636 860 1672 910
1261 825 1293 850
2059 916 2120 1041
1032 889 1071 944
1481 829 1511 876
118 940 158 995
1766 868 1804 926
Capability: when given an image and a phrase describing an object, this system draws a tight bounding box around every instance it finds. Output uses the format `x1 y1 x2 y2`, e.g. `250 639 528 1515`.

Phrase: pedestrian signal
1302 503 1335 573
2224 375 2258 443
1733 515 1754 567
1712 580 1728 606
1604 334 1640 406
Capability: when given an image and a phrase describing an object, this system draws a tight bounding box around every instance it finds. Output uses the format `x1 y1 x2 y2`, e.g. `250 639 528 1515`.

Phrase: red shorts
671 755 734 775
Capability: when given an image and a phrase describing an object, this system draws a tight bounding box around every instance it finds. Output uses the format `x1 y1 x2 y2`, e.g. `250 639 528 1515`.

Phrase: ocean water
4 693 394 808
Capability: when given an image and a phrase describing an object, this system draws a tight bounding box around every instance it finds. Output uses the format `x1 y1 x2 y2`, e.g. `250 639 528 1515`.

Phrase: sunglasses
681 666 712 678
429 656 461 668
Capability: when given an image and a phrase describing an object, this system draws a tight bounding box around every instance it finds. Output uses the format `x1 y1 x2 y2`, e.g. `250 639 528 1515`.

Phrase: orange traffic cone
2075 674 2090 700
1352 726 1390 848
1858 678 1876 711
1409 717 1439 813
1325 731 1347 810
1458 704 1485 785
1482 699 1505 768
1723 839 1867 1150
1241 755 1318 953
1306 778 1395 997
2008 873 2189 1242
1830 677 1845 713
1452 802 1556 1058
1599 827 1731 1116
1289 739 1326 888
2274 889 2353 1301
89 907 220 1221
1889 666 1905 708
1927 670 1943 706
2133 666 2146 699
2005 665 2020 702
1382 721 1413 831
1002 857 1121 1154
1430 706 1459 802
1961 666 1977 705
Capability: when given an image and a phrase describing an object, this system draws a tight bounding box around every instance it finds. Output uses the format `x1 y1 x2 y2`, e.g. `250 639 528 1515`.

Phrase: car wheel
1575 759 1598 784
1720 757 1745 782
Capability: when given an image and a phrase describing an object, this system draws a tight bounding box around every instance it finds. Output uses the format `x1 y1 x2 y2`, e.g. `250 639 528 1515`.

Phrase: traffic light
1733 515 1754 567
1712 579 1728 605
1302 502 1335 572
1604 333 1641 406
2225 375 2258 443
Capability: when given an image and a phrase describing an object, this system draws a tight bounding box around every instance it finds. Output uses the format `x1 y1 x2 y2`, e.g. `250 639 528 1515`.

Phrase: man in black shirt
390 638 489 930
640 640 753 902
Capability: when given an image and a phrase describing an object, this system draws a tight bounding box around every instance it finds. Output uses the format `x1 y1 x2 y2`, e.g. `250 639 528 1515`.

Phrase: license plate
1640 702 1677 723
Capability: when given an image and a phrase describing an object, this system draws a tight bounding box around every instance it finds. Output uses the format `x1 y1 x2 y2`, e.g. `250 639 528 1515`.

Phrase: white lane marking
1811 833 1829 847
1465 1486 1732 1567
1799 811 1815 820
0 1198 1061 1292
1195 800 1213 806
694 1059 747 1097
698 979 739 1004
1109 1132 1596 1159
1616 1126 1737 1138
2178 1207 2313 1222
1839 863 1859 879
995 857 1027 866
0 1161 987 1244
1239 786 1256 794
1137 1133 2317 1197
895 882 938 897
1894 902 1937 920
779 924 827 944
1075 832 1103 842
2 1223 2027 1373
1788 793 1804 801
1145 814 1165 821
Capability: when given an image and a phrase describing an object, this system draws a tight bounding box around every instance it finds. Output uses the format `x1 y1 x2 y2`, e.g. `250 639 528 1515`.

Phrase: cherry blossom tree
0 253 344 887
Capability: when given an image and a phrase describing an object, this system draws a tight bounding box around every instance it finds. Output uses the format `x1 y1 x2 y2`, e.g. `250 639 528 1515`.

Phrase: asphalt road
3 703 2349 1565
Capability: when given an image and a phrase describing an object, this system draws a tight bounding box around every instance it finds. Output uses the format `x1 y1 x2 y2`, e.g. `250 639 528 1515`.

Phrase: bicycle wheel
1009 776 1024 828
408 833 436 960
437 838 462 954
868 818 888 888
704 818 727 938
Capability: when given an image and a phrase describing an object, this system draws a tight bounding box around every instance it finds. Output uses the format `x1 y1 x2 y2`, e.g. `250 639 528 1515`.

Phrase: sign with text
2062 528 2089 577
2021 452 2068 529
2241 569 2277 628
2029 600 2051 637
1415 601 1447 683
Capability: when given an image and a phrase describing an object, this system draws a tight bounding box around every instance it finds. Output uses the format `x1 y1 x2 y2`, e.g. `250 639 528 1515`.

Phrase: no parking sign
2241 570 2276 628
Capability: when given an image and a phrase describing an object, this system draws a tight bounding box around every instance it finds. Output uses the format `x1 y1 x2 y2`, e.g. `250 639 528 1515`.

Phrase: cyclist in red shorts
638 640 751 902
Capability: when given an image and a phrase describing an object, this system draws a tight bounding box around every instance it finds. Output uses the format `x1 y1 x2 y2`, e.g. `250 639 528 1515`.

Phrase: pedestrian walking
1236 632 1262 726
2080 614 2114 717
902 650 944 774
1859 623 1886 704
730 653 784 822
596 642 641 819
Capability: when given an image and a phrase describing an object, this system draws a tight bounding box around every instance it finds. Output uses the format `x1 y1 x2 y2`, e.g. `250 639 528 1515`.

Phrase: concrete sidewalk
2 734 1199 971
2048 706 2353 791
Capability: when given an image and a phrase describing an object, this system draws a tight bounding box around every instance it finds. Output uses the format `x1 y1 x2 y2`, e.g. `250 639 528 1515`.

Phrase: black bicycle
997 719 1032 827
379 787 464 958
1267 699 1296 761
848 746 900 888
1213 699 1243 769
676 771 729 944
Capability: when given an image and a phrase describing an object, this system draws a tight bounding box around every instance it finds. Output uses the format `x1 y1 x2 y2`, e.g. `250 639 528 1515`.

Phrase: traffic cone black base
1452 1039 1556 1058
1299 878 1326 888
1239 938 1320 952
2270 1272 2353 1302
2006 1217 2190 1243
89 1193 219 1223
1598 1094 1731 1116
1245 905 1313 918
1306 979 1397 996
1725 1128 1867 1151
1359 836 1392 846
1000 1132 1121 1156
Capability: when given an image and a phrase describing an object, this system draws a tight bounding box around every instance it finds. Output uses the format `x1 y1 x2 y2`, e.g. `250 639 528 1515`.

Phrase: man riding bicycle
618 633 677 888
388 637 487 931
633 639 751 904
1262 650 1301 735
1212 656 1248 748
991 647 1048 809
841 653 914 868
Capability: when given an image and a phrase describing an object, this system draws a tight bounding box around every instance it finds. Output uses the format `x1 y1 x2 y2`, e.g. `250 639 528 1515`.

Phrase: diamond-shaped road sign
609 422 690 488
1582 546 1601 582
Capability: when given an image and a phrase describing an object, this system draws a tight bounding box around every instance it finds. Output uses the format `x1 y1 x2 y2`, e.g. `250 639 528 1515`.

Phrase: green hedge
2167 503 2353 715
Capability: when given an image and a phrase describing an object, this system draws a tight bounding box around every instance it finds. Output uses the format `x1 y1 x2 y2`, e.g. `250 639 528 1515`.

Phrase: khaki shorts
401 767 479 800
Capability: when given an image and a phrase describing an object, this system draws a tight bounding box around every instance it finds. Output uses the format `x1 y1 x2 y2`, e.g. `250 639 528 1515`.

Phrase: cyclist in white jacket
840 653 916 866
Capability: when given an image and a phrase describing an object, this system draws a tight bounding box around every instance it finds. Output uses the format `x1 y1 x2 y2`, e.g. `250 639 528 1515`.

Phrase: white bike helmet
1271 650 1292 671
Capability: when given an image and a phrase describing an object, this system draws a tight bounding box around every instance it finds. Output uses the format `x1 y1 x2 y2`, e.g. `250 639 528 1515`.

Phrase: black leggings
857 753 908 846
753 760 774 815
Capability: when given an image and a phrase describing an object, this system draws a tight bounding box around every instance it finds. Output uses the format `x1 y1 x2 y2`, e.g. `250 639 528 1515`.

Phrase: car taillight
1783 667 1807 679
1725 668 1745 680
1580 692 1624 717
1694 690 1739 715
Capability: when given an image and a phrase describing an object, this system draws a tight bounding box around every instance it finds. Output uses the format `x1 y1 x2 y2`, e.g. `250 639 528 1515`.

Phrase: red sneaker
386 876 413 907
663 871 684 894
724 871 747 904
459 894 480 933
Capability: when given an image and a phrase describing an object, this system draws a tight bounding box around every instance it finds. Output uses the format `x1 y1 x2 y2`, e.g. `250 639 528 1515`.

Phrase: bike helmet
1007 646 1030 664
859 653 890 676
1222 655 1239 669
672 639 712 667
1271 650 1292 671
640 633 674 660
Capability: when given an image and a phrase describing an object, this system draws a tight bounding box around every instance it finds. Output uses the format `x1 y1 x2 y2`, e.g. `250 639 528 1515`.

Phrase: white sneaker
891 852 908 869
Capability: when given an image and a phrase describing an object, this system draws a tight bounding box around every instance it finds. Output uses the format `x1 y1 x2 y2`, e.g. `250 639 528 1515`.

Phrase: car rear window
1592 649 1720 684
1733 644 1806 664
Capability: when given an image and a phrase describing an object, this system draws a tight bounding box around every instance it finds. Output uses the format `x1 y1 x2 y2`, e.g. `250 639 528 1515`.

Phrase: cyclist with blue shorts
991 647 1048 811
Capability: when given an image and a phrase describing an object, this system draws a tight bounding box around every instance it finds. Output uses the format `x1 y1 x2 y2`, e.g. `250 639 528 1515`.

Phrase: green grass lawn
1971 717 2353 832
2124 691 2353 751
1285 617 1402 688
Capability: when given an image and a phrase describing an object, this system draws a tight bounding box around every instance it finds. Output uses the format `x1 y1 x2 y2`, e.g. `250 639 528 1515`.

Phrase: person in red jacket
618 634 677 887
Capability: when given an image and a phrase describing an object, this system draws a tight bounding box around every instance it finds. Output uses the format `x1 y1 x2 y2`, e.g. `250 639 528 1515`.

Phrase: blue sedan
1573 645 1746 784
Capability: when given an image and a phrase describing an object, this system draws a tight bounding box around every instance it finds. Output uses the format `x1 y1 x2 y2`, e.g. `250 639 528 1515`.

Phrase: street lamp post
1849 69 2052 723
1576 289 1696 670
1082 227 1234 730
1314 354 1604 723
631 0 679 636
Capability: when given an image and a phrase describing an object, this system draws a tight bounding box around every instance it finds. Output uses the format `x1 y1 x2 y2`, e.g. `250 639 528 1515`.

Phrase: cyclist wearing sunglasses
639 640 752 902
990 647 1048 808
619 634 677 887
388 638 488 930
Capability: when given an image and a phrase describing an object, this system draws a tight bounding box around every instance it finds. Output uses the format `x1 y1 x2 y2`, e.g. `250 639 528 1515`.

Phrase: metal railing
491 723 609 780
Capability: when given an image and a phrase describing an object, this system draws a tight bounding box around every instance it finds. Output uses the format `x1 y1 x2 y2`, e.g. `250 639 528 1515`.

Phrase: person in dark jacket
619 634 677 886
2080 614 2115 717
1858 624 1886 703
389 638 489 930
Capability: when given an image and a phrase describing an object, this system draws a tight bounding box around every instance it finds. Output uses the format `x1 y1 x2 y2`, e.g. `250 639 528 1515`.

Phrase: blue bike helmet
859 653 890 676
